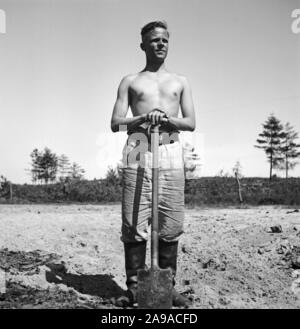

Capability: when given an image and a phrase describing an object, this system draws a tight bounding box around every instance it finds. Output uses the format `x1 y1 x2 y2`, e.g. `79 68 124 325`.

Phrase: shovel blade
137 267 173 309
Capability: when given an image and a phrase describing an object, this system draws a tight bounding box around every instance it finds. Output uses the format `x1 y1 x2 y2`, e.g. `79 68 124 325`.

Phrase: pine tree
58 154 71 182
30 149 43 184
30 148 58 184
69 162 85 180
105 166 120 186
280 122 300 178
255 114 285 179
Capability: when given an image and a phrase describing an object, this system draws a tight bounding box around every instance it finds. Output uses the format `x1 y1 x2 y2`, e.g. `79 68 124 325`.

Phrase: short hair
141 21 169 40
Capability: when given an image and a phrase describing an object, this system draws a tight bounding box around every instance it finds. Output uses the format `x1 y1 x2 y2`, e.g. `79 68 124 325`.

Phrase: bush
184 177 300 206
2 177 300 206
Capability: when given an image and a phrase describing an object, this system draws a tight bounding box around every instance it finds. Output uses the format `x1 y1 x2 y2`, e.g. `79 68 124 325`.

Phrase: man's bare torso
128 71 183 117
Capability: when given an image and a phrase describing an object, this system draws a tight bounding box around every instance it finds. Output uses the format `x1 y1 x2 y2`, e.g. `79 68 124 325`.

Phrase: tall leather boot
159 240 192 308
123 241 147 305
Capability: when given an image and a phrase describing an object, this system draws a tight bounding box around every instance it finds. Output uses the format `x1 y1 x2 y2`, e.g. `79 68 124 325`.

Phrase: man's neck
143 60 167 73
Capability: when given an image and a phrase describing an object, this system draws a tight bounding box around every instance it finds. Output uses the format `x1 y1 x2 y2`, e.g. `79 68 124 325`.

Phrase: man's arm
167 76 196 131
111 76 147 132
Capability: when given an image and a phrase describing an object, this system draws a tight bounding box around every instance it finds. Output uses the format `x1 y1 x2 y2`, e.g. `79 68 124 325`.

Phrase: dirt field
1 204 300 309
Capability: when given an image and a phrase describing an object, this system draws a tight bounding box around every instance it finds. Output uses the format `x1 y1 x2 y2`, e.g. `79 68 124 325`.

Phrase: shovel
136 124 173 309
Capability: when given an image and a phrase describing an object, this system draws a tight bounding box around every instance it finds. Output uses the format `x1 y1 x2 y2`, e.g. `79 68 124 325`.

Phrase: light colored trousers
121 137 185 243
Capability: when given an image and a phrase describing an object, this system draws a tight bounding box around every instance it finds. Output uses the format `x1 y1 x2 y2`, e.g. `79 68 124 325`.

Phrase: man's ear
140 42 145 51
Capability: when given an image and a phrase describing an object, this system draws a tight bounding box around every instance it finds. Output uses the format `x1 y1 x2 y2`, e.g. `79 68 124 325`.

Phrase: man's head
140 21 170 62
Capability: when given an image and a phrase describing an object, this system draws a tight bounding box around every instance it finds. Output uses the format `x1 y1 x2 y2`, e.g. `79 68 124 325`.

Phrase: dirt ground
0 204 300 309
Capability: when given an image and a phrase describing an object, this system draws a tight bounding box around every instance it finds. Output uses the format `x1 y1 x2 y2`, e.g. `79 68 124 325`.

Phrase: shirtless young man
111 21 196 307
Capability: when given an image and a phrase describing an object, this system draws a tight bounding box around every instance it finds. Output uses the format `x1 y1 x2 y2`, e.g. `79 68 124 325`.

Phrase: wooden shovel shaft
151 125 159 268
137 124 173 310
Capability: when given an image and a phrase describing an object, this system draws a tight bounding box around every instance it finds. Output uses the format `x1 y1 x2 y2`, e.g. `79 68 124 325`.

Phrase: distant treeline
185 177 300 206
1 177 299 206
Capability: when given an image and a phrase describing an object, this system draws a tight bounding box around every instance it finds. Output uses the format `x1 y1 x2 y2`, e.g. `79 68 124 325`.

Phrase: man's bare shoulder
120 73 139 85
172 72 190 85
162 71 188 86
116 74 137 93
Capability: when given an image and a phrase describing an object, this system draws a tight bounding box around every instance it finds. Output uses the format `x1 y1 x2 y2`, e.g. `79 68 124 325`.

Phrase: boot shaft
158 240 178 277
124 241 147 285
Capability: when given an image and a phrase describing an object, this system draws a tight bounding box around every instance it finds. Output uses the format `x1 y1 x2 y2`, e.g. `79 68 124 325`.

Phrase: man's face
141 27 169 62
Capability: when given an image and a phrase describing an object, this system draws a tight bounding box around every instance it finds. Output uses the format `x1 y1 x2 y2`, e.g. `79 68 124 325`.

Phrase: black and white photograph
0 0 300 315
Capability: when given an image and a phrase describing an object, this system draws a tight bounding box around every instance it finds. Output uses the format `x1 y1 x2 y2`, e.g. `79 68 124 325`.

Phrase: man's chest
129 76 182 101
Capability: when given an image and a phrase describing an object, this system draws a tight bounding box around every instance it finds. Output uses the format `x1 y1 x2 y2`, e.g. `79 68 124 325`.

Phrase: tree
232 162 243 202
280 122 300 178
0 175 12 200
0 175 9 194
255 114 285 179
216 168 230 177
30 147 58 184
105 166 120 186
58 154 71 181
30 149 43 184
69 162 85 180
232 161 243 178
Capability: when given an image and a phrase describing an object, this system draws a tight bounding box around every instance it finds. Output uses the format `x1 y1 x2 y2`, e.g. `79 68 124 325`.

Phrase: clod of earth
268 225 283 233
292 257 300 270
287 209 299 214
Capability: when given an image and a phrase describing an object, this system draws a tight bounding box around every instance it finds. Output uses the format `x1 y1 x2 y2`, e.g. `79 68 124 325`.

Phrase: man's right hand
145 109 169 125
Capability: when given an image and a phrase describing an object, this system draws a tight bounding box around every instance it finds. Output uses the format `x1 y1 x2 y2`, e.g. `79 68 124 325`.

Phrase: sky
0 0 300 183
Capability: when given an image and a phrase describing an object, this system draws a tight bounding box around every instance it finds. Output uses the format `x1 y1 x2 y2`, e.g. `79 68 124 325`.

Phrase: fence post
0 268 5 294
9 182 12 201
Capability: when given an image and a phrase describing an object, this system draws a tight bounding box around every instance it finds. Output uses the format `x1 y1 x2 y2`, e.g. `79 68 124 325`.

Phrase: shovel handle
151 124 159 268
